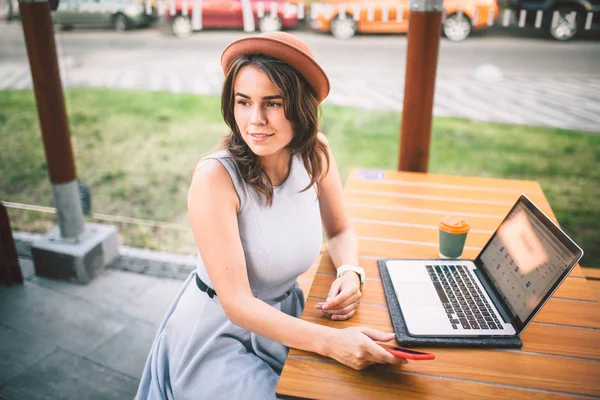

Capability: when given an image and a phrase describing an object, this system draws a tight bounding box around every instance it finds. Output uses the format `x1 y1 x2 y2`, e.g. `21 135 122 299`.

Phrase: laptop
384 194 584 337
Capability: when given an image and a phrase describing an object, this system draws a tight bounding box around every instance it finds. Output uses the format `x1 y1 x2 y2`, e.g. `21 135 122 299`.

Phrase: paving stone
0 282 129 356
120 279 184 327
0 285 29 317
29 268 161 310
0 349 138 400
87 319 157 380
0 325 56 386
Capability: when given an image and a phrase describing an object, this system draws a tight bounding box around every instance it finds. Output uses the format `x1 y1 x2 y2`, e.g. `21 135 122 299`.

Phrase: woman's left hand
315 272 362 321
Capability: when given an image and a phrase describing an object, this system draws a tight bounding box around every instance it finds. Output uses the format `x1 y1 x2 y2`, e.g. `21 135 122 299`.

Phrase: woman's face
233 65 294 160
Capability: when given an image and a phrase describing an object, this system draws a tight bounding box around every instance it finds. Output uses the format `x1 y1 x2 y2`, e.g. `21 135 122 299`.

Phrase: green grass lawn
1 88 599 267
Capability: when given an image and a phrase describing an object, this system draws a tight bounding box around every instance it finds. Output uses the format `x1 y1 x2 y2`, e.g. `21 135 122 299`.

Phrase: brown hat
221 32 330 103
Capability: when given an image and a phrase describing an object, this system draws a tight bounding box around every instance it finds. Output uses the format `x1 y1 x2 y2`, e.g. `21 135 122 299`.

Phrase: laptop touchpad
395 282 441 307
387 264 432 282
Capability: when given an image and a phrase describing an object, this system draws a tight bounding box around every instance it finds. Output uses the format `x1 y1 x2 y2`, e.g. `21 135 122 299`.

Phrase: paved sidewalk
1 61 599 133
0 257 184 400
0 256 317 400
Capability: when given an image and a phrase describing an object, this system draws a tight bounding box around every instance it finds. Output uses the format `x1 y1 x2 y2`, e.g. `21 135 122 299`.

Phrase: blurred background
1 0 599 267
0 1 599 398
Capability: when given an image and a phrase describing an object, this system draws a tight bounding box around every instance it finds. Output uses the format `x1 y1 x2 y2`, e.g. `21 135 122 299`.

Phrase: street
1 22 599 131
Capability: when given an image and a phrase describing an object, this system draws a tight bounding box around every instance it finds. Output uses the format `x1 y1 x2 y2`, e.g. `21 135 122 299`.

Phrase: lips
247 132 274 142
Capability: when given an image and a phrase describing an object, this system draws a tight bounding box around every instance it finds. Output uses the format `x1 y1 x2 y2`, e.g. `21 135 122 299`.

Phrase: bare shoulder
316 132 333 167
192 158 229 184
317 132 330 146
189 159 239 209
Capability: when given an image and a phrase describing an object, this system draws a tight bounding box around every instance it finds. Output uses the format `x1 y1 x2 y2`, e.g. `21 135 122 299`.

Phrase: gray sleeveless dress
136 149 323 400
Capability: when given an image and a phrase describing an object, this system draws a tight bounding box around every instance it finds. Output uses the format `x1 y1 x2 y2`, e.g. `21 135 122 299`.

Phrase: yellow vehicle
310 0 500 41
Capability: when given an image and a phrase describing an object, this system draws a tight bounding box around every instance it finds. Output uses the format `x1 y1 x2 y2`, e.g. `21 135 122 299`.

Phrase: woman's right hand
324 327 408 370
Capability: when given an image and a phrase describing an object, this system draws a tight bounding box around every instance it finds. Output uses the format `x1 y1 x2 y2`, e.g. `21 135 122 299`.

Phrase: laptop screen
477 195 583 331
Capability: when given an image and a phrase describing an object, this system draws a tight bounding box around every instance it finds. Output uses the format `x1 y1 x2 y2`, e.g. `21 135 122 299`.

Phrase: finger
360 361 375 370
323 292 361 313
324 302 358 316
385 351 409 365
329 288 361 307
367 342 404 365
359 327 396 342
365 337 409 365
321 304 356 317
323 287 359 310
327 279 343 300
320 302 357 318
320 287 355 310
330 309 356 321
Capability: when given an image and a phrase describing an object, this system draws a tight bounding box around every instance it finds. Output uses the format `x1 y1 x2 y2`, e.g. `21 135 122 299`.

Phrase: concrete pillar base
31 222 119 284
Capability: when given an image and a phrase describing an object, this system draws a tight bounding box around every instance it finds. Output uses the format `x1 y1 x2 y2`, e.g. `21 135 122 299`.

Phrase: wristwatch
336 264 366 288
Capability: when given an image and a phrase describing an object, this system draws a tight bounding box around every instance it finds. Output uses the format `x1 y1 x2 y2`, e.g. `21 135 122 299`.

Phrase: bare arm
188 158 401 369
188 159 333 354
317 133 359 268
314 133 363 320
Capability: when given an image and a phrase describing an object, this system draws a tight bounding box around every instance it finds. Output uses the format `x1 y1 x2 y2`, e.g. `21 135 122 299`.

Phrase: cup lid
439 216 470 234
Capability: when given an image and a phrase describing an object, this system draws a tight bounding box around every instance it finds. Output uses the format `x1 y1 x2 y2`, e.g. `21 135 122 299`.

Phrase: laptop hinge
473 267 516 326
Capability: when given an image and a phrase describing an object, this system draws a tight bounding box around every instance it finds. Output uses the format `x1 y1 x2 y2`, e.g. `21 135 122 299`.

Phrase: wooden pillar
0 203 23 286
398 0 443 172
19 0 85 239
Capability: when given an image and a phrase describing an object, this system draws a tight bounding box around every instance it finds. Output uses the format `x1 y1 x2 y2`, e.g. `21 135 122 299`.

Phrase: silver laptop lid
475 195 584 334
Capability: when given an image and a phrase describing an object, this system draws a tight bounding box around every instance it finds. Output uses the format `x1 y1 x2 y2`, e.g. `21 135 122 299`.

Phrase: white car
7 0 154 31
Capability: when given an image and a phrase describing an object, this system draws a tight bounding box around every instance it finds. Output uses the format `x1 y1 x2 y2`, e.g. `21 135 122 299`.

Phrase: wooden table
277 169 600 399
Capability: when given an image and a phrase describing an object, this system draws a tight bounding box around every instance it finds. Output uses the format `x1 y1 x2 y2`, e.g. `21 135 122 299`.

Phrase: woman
136 32 404 400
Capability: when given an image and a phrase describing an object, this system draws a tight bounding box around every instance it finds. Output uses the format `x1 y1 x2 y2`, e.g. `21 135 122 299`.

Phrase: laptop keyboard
426 265 504 331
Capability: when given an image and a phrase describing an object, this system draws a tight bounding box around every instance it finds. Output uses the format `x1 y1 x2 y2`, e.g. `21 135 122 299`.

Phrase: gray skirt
135 271 305 400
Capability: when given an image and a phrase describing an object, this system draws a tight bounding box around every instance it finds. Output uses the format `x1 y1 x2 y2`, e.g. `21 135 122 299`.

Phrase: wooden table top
276 168 600 399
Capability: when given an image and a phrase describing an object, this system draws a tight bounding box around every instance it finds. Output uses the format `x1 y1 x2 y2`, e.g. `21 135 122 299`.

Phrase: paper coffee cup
438 216 470 259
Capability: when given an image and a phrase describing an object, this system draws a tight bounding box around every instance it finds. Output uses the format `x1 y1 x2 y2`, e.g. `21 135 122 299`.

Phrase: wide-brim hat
221 32 330 103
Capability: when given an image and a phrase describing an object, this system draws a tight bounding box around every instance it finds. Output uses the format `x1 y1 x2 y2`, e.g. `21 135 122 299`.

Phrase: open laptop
385 195 584 337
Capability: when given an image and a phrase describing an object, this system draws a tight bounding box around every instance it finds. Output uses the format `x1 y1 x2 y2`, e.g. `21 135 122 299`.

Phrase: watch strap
337 264 366 287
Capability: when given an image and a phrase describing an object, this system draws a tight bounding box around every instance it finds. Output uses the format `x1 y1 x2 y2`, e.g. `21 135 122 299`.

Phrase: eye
237 100 250 106
266 101 282 108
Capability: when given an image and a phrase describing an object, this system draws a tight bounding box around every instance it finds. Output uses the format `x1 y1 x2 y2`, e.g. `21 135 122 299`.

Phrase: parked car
507 0 600 40
50 0 153 31
166 0 299 37
310 0 500 41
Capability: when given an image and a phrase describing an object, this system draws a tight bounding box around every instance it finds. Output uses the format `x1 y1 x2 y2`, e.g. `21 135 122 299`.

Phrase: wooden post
398 0 443 172
0 203 23 285
19 0 86 239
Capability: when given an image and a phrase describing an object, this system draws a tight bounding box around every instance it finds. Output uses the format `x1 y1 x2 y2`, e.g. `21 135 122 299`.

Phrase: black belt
195 273 217 299
195 273 295 303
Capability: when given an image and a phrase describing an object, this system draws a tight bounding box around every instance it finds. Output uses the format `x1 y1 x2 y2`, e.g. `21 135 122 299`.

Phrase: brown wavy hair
213 53 329 206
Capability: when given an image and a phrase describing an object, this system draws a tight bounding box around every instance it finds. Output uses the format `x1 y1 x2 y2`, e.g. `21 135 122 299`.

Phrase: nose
249 105 266 126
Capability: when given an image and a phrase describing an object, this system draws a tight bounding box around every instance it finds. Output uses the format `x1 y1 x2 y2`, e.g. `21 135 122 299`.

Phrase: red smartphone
381 345 435 360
